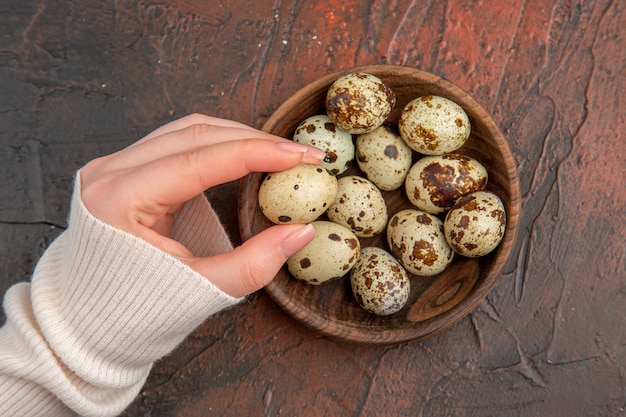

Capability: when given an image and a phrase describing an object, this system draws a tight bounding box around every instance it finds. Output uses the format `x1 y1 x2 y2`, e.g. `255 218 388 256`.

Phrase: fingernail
280 224 316 258
277 141 326 164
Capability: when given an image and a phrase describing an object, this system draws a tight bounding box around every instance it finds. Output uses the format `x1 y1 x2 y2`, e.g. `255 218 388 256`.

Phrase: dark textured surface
1 1 624 416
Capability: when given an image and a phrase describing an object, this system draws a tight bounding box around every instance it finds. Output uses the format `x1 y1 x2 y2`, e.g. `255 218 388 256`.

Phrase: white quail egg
355 124 413 191
293 114 354 176
258 164 337 224
444 191 506 257
405 153 488 214
326 72 395 134
327 176 388 238
350 247 410 316
287 221 361 285
387 209 454 276
399 95 470 155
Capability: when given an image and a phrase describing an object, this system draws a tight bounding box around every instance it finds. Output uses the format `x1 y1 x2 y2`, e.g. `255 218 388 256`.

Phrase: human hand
79 113 325 298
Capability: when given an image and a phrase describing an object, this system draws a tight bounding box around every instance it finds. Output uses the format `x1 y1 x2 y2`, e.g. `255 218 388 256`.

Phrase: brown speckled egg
355 124 413 191
287 221 361 285
399 95 470 155
258 164 337 224
405 153 488 214
350 247 410 316
444 191 506 257
293 114 354 176
387 209 454 276
327 176 388 238
326 72 395 134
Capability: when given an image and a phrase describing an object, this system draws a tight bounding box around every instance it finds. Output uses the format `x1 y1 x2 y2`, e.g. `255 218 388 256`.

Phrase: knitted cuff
30 174 243 390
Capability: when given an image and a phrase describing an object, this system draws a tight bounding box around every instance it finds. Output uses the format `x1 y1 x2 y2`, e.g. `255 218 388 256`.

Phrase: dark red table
1 1 624 416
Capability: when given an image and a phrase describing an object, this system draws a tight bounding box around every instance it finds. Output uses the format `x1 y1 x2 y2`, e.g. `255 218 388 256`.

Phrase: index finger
129 138 325 213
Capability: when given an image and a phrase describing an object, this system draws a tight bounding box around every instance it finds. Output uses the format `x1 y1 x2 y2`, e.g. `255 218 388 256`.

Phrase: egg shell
327 176 388 238
355 124 413 191
293 114 354 176
287 221 361 285
326 72 395 134
405 153 488 214
350 247 410 316
399 95 470 155
387 209 454 276
258 164 338 224
444 191 506 257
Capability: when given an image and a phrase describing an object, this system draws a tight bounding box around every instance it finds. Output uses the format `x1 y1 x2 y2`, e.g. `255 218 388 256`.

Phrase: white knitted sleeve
0 173 242 417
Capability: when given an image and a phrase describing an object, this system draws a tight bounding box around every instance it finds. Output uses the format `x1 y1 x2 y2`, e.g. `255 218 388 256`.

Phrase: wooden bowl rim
238 64 521 344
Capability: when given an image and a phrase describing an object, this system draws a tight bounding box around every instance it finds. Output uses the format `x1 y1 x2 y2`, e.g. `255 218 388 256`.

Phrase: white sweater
0 173 243 416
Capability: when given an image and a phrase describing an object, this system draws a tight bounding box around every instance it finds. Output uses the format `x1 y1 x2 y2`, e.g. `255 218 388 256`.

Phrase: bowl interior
239 65 520 344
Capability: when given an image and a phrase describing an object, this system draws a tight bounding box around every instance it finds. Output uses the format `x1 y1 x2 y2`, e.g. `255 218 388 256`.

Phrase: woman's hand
79 113 325 298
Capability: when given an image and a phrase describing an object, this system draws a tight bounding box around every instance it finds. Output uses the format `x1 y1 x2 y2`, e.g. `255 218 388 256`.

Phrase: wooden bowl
239 65 520 345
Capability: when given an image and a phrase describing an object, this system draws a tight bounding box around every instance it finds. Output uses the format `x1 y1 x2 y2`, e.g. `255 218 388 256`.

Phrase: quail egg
287 221 361 285
326 176 388 238
387 209 454 276
326 72 395 134
399 95 470 155
405 153 488 214
444 191 506 257
258 164 337 224
350 247 410 316
293 114 354 175
355 124 413 191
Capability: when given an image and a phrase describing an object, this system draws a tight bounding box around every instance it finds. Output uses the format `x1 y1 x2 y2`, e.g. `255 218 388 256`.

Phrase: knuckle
183 113 214 126
237 254 275 293
183 123 215 144
173 148 203 171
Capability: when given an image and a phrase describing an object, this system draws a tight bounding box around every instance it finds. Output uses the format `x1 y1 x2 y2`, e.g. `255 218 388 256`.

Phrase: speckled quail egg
387 209 454 276
350 247 410 316
326 72 396 134
405 153 488 214
399 95 470 155
355 124 413 191
258 164 337 224
287 221 361 285
293 114 354 176
326 176 388 238
444 191 506 257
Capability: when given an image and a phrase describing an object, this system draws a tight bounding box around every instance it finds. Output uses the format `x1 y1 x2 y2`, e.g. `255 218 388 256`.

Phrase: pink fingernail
280 224 316 258
277 141 326 164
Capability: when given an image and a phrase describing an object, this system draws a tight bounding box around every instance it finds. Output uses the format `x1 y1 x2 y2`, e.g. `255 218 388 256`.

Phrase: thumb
188 223 316 298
